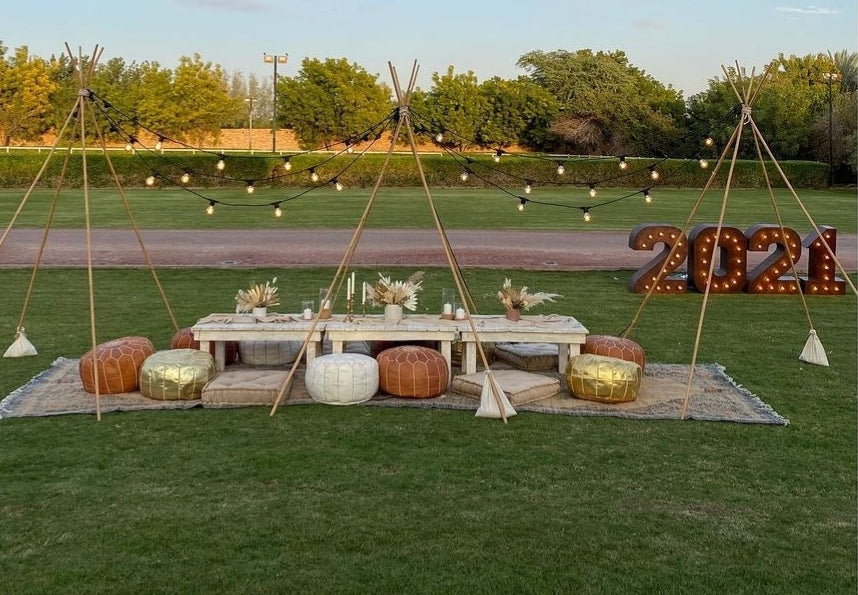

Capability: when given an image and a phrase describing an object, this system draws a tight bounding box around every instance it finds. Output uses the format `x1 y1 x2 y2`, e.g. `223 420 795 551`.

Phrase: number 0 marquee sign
629 223 846 296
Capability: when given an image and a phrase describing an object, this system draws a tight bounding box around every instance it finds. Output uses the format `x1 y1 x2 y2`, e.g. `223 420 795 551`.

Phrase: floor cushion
139 349 217 401
238 340 302 366
582 335 646 371
452 369 560 405
201 368 291 407
305 353 378 405
377 345 448 398
493 342 558 371
171 327 237 365
565 353 642 403
79 336 156 394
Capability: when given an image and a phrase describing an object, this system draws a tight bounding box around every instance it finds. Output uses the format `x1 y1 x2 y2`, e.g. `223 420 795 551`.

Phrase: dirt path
0 228 855 271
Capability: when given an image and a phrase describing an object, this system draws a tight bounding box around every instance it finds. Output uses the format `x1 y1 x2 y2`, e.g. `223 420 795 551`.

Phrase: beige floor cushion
201 368 291 407
452 369 560 405
493 343 558 371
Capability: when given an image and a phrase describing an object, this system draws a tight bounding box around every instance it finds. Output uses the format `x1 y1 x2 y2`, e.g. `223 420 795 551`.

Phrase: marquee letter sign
629 223 845 295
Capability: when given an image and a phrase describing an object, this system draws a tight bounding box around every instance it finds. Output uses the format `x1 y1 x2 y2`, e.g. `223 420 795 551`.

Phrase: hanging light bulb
283 156 292 171
644 189 653 204
246 181 255 194
435 131 444 143
310 168 319 182
334 179 344 191
704 136 714 147
697 155 709 169
124 137 136 152
274 204 283 218
345 141 354 154
582 208 592 222
216 155 226 171
493 149 504 163
619 155 628 170
524 181 533 194
649 166 660 180
588 183 597 198
180 172 190 184
145 173 156 187
206 201 215 215
518 197 527 211
460 169 470 182
154 136 164 151
556 163 565 175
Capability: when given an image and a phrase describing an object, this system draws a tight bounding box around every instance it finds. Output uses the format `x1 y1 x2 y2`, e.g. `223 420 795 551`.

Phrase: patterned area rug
0 357 788 425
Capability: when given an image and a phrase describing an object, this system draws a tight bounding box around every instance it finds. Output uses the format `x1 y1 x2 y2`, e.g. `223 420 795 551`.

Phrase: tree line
0 42 854 182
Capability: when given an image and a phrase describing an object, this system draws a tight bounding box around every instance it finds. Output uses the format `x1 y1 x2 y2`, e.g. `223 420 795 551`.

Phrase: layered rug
0 357 789 425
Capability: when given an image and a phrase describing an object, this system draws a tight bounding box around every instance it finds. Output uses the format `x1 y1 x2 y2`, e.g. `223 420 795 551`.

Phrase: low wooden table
191 313 324 371
324 315 460 385
458 314 589 375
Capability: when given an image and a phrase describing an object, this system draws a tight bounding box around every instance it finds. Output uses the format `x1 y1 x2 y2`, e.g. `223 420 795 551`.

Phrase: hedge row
0 150 829 189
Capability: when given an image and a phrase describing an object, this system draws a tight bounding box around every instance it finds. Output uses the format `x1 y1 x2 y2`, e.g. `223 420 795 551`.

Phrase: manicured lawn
0 187 855 233
1 267 855 593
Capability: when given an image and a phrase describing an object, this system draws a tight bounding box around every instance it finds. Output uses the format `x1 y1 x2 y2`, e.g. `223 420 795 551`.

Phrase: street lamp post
244 96 255 153
263 53 288 153
822 72 839 187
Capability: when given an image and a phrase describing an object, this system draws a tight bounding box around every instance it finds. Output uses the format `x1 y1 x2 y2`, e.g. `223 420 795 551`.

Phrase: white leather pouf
305 353 379 405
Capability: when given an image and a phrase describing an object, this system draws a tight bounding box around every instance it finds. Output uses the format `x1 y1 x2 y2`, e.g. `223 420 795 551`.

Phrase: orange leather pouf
79 336 156 394
170 327 237 365
582 335 646 372
377 345 448 398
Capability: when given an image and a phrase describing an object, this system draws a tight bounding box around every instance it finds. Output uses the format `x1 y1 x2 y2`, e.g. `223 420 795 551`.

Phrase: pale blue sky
4 0 856 97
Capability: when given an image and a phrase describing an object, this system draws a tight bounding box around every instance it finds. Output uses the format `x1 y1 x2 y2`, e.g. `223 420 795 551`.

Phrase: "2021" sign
629 223 845 295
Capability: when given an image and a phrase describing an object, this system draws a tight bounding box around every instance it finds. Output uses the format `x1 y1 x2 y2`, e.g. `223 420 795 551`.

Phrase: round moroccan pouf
305 353 379 405
79 336 156 394
565 353 642 404
139 349 217 401
377 345 449 398
170 327 237 365
582 335 646 372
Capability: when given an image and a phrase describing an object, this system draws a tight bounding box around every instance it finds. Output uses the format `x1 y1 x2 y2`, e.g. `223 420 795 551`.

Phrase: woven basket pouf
170 327 237 365
565 353 642 404
377 345 448 398
79 336 156 394
305 353 379 405
582 335 646 372
139 349 217 401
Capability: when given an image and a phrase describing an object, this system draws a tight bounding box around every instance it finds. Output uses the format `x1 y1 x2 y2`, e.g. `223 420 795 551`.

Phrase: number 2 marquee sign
629 223 846 295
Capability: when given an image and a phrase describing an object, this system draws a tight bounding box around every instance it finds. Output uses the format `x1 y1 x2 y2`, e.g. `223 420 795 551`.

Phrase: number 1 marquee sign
629 223 846 295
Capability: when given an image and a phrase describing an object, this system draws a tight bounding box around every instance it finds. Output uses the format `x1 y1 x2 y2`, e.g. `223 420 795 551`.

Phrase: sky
3 0 856 97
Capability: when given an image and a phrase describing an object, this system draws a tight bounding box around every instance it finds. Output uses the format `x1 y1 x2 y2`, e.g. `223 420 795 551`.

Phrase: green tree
279 57 393 149
478 76 558 149
0 44 58 145
169 54 239 145
413 67 488 150
516 49 685 156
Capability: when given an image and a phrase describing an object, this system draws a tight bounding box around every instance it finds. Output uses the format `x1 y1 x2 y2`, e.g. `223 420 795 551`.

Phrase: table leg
557 343 570 374
212 341 226 371
440 341 452 387
463 342 477 374
332 340 344 354
306 341 318 365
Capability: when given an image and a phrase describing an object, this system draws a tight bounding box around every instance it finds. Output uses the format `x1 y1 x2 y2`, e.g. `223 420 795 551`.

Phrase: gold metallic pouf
565 353 642 404
139 349 217 401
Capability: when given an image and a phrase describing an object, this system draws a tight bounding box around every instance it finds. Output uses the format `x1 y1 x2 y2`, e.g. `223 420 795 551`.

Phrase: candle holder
346 297 355 322
318 287 332 319
440 288 456 320
301 300 314 320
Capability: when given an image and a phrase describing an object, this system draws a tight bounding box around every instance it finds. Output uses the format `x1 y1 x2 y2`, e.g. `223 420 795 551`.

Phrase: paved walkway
0 228 855 271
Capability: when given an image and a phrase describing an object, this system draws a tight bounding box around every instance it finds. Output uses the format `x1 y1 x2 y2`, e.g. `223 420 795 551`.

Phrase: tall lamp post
822 71 840 187
244 96 255 153
263 53 288 153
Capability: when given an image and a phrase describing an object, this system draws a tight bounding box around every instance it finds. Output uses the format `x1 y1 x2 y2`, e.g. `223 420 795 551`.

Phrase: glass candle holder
441 288 456 319
301 300 314 320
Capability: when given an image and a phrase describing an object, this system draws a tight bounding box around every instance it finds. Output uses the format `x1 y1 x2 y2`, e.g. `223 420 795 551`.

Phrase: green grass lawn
1 267 855 593
1 187 855 233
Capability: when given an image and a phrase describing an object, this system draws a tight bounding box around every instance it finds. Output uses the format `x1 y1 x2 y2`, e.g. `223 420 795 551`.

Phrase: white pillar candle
323 300 332 311
362 282 367 305
443 303 452 315
346 276 352 299
303 308 313 320
351 272 356 298
455 307 465 320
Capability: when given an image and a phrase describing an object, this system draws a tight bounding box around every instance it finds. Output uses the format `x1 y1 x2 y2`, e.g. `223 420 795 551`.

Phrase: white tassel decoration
799 329 829 367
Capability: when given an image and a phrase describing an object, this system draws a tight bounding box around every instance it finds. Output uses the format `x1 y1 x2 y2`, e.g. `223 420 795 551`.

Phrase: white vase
384 304 403 323
252 306 268 318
